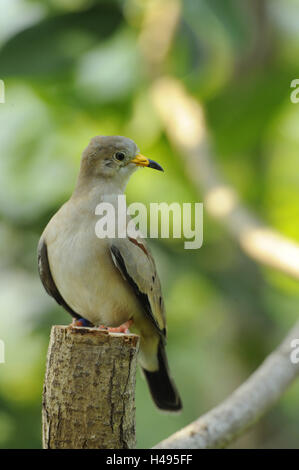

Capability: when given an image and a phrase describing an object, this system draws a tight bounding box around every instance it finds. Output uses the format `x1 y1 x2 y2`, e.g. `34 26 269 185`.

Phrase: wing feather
37 238 82 320
110 237 166 341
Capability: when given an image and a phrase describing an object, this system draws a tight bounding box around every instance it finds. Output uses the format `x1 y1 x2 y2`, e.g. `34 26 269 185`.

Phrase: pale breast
44 203 140 326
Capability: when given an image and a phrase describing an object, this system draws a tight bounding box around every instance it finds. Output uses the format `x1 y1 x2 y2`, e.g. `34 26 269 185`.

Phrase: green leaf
0 2 123 78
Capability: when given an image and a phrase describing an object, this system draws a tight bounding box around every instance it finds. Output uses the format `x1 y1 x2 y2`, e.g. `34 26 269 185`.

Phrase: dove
38 135 182 412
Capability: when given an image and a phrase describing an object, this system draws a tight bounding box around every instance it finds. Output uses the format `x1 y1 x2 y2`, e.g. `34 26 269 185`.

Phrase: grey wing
110 236 166 342
37 238 81 320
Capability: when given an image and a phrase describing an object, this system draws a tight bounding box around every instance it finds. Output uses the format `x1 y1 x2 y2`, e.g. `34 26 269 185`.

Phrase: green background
0 0 299 448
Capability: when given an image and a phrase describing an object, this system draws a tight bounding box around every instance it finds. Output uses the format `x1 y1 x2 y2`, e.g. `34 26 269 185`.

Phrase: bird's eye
115 152 125 161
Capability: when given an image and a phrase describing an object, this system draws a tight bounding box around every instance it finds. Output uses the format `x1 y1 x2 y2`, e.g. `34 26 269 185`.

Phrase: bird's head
80 136 163 184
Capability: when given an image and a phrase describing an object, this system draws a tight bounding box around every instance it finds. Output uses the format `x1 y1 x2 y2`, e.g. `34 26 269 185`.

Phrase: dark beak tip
148 159 164 172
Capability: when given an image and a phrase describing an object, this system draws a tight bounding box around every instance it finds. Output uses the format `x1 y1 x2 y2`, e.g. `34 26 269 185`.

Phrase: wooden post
42 325 139 449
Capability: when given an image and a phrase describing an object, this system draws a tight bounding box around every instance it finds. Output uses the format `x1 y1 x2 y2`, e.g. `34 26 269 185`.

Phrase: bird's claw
98 320 133 334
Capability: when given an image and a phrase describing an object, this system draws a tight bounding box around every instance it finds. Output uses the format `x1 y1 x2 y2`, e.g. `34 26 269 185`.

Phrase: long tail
142 340 182 412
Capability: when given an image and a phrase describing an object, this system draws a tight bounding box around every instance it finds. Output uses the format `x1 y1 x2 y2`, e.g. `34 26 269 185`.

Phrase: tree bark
42 325 139 449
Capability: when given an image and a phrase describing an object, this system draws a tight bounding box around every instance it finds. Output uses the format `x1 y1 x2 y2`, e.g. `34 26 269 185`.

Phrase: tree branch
138 3 299 449
154 321 299 448
138 0 181 78
151 77 299 280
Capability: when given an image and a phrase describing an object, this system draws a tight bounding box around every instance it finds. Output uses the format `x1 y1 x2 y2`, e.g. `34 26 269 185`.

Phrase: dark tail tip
142 341 182 412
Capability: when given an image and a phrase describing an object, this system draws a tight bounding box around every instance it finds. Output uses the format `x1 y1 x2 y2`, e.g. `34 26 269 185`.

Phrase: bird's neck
71 174 127 210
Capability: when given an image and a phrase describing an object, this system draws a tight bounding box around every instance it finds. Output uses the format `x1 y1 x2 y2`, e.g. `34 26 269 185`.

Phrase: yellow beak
131 154 164 172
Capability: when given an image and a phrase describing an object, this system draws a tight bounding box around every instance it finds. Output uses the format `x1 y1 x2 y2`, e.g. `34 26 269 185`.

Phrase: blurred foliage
0 0 299 449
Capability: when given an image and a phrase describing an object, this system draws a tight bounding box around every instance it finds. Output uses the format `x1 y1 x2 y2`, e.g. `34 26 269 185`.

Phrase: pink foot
103 320 133 334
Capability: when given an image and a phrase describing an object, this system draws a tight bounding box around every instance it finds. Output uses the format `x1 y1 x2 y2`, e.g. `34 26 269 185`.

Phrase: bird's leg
70 317 133 333
71 317 93 327
100 320 133 334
